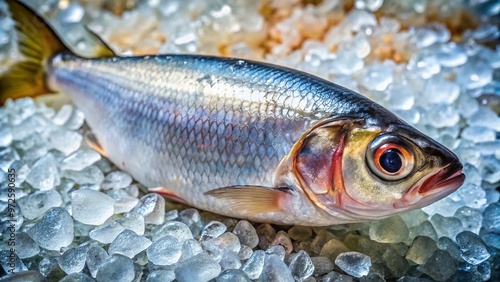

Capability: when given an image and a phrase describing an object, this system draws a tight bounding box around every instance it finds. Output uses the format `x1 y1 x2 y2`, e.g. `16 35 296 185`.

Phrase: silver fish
1 0 465 225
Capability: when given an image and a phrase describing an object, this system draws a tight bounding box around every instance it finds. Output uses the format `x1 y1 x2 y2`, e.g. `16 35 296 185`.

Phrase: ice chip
359 63 393 91
71 189 115 225
405 236 438 264
454 207 483 234
200 220 227 241
409 221 438 241
216 269 251 282
241 250 265 280
407 53 440 79
288 226 313 241
147 235 181 265
421 77 460 105
482 203 500 232
461 126 496 143
117 212 145 235
15 232 40 259
427 104 459 128
26 153 60 190
354 0 384 11
261 253 294 282
147 270 175 282
18 190 63 220
132 193 165 224
203 232 241 255
96 254 135 282
63 165 104 185
27 207 74 251
369 215 409 243
437 237 463 261
51 104 73 126
101 171 133 190
179 239 203 261
430 214 463 239
416 250 455 281
289 250 314 281
86 244 109 278
383 248 409 277
456 57 493 89
456 231 491 265
233 220 259 248
468 107 500 131
311 256 334 276
152 221 193 242
59 245 88 274
342 10 377 32
89 221 126 244
319 238 350 262
47 129 82 156
60 148 101 171
108 229 152 258
219 250 242 270
334 252 371 278
59 273 94 282
175 252 221 282
58 2 85 23
0 126 12 147
435 42 467 67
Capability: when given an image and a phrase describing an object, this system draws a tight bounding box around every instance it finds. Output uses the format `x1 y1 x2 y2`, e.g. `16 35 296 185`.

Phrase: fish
0 0 465 226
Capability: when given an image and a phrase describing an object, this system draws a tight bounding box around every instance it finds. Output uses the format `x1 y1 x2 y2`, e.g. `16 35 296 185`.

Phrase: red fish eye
372 143 414 180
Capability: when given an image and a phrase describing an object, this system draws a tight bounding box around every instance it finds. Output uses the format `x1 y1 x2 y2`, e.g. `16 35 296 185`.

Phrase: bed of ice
0 0 499 281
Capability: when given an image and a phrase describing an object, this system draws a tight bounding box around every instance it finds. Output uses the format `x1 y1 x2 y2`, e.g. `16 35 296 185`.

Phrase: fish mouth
399 161 465 207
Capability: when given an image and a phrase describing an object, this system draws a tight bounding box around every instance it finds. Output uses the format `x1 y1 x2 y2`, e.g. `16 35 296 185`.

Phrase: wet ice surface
0 0 499 281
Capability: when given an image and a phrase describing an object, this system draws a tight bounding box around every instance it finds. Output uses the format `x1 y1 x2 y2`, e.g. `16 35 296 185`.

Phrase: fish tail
0 0 115 105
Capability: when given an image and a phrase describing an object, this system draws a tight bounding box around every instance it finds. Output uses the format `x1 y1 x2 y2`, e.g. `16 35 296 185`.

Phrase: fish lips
399 161 465 208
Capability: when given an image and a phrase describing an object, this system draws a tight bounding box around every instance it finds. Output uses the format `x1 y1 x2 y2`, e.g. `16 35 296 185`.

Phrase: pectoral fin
85 132 107 157
205 185 292 214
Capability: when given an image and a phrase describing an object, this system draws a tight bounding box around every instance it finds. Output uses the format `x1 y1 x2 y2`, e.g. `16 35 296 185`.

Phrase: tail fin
0 0 115 105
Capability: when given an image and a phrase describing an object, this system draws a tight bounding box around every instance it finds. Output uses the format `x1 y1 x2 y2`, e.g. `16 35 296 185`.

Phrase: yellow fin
81 25 116 58
205 186 291 214
0 0 116 105
84 132 107 157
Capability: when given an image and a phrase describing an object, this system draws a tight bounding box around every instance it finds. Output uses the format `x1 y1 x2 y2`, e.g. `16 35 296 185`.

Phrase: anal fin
204 185 292 214
85 132 107 157
149 187 187 204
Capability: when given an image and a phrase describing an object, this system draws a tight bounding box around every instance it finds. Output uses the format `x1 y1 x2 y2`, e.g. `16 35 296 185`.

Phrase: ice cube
430 214 463 239
58 2 84 23
151 221 193 242
359 63 393 91
421 77 460 105
405 236 438 264
27 207 74 251
312 230 336 255
468 107 500 131
416 250 456 281
382 248 409 277
0 126 12 147
409 220 438 241
482 203 500 232
342 10 377 32
146 235 181 265
117 212 145 235
101 171 133 190
17 190 63 220
241 250 265 280
200 220 227 241
63 165 105 185
203 232 241 256
26 153 60 190
407 53 440 79
51 104 73 126
456 231 491 265
147 270 175 282
426 104 460 128
261 253 294 282
60 148 101 171
311 256 334 276
354 0 384 11
289 250 314 281
319 238 350 262
457 184 487 209
108 229 152 258
179 239 203 261
175 252 221 282
454 207 482 234
434 42 467 67
461 126 496 143
89 221 126 244
47 129 82 156
456 57 493 89
15 232 40 259
386 82 415 111
219 250 242 270
288 226 313 241
233 220 259 248
59 273 94 282
59 245 88 274
334 251 371 278
132 193 165 225
96 254 135 282
109 189 139 214
437 236 463 261
216 269 251 282
269 231 293 255
71 189 115 225
86 244 109 278
369 215 409 243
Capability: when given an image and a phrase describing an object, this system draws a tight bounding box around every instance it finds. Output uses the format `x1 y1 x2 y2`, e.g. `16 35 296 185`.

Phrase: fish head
290 119 465 223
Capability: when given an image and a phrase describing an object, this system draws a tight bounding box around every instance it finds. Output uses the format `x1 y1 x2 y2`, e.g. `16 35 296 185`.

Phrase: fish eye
367 135 415 181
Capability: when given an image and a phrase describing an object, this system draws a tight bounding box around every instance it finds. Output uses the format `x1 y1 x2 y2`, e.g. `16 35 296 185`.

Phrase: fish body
1 0 465 225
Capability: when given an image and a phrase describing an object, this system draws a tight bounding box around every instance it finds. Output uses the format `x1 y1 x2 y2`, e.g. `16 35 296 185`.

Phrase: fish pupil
380 149 402 173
